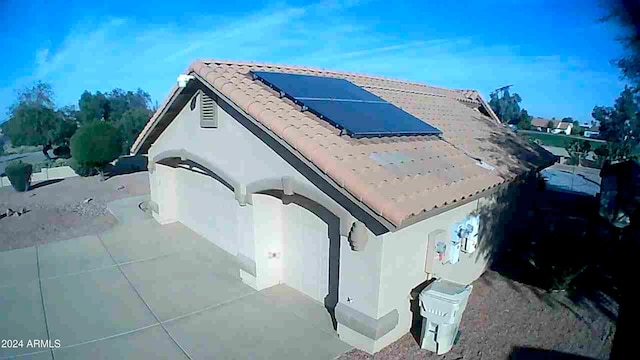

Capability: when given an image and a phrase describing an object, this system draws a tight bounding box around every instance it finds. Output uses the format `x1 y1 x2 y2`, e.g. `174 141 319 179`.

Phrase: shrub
70 121 122 177
54 158 71 167
53 145 71 158
31 160 54 173
5 161 33 192
69 158 98 177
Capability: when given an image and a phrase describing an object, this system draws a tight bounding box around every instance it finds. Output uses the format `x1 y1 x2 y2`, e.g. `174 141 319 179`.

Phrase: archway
152 152 242 255
255 189 342 331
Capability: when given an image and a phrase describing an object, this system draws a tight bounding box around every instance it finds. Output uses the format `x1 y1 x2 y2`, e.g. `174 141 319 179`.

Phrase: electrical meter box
451 215 480 254
419 279 473 354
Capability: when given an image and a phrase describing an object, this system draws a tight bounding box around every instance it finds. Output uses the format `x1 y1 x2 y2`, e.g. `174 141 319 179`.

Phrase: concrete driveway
0 219 351 359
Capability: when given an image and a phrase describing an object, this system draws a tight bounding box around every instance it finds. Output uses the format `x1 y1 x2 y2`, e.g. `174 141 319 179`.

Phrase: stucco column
336 231 398 354
238 194 283 290
150 163 179 224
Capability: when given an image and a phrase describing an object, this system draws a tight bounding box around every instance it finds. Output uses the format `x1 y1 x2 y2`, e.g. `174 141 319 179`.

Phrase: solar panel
251 71 442 138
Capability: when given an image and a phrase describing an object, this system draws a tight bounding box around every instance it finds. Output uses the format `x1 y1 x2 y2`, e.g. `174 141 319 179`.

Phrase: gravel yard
339 270 615 360
0 172 149 251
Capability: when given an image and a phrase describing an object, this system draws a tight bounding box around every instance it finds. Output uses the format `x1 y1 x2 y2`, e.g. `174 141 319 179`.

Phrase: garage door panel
283 204 329 303
175 168 239 255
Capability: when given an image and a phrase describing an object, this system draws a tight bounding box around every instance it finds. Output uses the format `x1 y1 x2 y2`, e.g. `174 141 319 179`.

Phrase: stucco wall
149 91 312 187
148 89 350 301
249 194 284 290
374 199 487 351
150 163 178 224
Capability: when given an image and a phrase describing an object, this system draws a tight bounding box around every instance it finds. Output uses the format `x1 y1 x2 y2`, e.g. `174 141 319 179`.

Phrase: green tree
78 91 109 124
547 120 555 130
76 88 152 153
515 109 532 130
603 0 640 87
567 139 592 166
118 108 151 153
592 86 639 161
489 88 523 124
2 82 74 160
70 121 122 179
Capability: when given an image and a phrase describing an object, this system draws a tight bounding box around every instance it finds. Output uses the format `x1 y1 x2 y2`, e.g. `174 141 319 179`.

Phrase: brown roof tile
134 59 554 227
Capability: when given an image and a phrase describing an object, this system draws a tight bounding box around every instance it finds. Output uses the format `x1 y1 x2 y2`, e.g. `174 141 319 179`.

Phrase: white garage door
282 202 329 303
175 167 239 255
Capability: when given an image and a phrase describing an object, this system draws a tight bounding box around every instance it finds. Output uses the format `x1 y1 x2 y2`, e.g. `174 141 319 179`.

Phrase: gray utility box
419 279 473 354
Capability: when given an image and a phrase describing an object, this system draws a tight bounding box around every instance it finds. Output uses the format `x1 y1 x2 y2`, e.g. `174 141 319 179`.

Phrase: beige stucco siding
148 90 348 305
150 163 178 224
375 199 489 351
150 93 298 186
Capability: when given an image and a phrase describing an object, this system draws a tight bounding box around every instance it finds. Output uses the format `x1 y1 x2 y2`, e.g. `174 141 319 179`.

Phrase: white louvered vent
200 92 218 128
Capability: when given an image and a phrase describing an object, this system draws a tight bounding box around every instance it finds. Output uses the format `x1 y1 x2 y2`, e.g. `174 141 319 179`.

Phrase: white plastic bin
419 279 472 354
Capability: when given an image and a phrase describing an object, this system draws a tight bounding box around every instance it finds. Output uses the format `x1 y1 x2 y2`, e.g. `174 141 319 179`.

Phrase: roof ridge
195 59 479 98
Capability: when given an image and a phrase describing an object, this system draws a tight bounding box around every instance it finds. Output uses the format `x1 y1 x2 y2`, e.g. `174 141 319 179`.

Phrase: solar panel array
251 71 442 138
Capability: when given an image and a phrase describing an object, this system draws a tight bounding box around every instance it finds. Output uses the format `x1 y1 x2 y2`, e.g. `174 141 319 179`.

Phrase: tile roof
541 145 570 158
134 60 554 227
531 117 572 130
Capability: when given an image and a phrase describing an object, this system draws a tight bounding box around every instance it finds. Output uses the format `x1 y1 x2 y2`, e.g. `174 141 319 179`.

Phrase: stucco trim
148 200 159 214
236 253 257 276
335 303 399 340
246 176 354 236
152 148 241 190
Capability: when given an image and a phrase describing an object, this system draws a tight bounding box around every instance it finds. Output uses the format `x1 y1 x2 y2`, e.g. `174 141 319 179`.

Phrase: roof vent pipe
177 74 195 88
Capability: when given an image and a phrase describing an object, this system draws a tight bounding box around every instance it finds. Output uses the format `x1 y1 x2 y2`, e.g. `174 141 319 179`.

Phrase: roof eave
131 85 185 154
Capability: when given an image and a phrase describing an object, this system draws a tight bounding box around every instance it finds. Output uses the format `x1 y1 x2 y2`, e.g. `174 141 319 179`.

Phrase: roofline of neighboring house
131 69 533 233
475 95 501 124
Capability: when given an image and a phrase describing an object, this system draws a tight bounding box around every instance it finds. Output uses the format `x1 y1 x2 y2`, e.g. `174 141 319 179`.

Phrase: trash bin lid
420 279 472 303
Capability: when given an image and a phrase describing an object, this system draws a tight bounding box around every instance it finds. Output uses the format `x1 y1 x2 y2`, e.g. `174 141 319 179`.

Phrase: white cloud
0 0 625 123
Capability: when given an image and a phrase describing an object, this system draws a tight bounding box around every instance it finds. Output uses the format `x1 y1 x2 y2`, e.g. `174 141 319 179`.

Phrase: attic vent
200 92 218 128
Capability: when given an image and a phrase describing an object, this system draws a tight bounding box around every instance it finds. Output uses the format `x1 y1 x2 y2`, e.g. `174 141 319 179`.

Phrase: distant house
583 125 601 139
541 145 571 164
531 117 573 135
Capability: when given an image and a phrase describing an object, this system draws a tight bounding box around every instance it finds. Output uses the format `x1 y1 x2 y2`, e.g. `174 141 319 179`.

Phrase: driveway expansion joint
97 235 193 360
35 246 55 360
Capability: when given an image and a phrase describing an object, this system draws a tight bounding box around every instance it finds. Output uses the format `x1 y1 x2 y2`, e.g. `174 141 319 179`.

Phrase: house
131 60 555 354
531 117 573 135
541 145 571 164
583 125 601 139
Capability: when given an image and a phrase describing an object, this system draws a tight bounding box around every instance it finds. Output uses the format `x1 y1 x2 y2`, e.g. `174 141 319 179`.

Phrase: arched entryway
152 153 241 255
252 190 341 330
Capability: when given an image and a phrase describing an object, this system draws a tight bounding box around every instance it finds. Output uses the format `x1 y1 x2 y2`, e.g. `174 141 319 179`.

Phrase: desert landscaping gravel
339 270 615 360
0 172 149 251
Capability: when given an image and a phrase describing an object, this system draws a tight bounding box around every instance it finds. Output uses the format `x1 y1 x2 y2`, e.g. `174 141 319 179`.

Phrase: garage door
175 167 239 255
282 202 329 303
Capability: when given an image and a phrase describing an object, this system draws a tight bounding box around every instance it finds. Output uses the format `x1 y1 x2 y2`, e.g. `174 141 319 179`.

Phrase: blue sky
0 0 629 125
